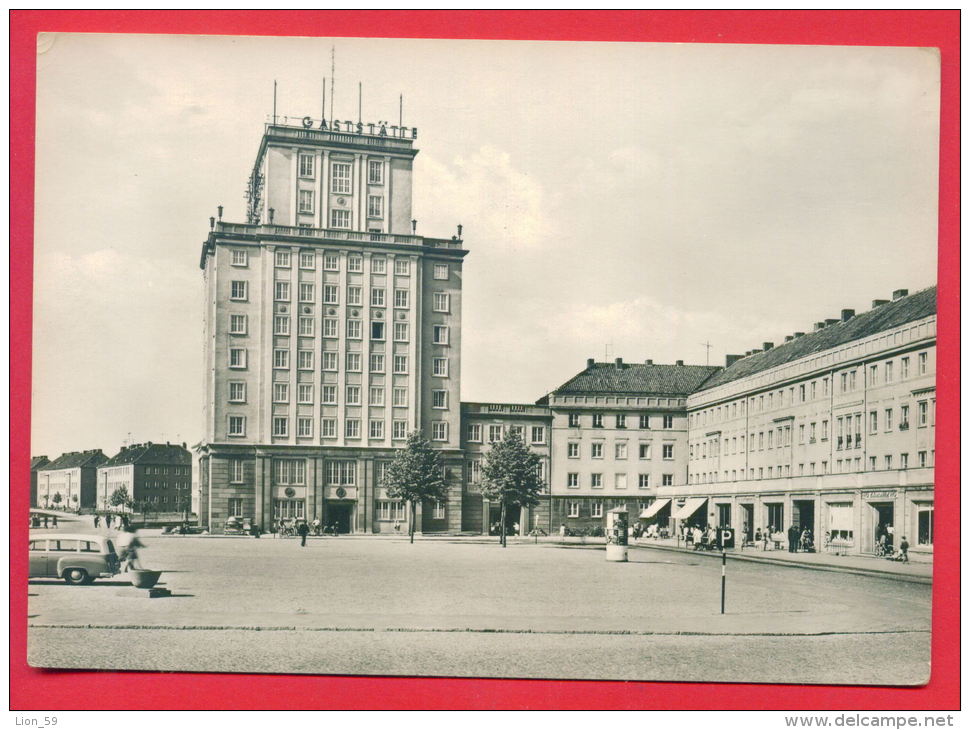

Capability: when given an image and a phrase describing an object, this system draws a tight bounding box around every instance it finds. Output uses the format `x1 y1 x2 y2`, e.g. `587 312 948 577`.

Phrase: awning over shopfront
671 497 708 521
639 499 670 520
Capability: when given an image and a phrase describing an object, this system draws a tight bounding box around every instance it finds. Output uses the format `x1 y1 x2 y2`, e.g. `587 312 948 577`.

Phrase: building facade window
272 417 288 437
331 209 351 228
229 314 248 335
331 162 352 194
367 195 383 218
230 281 248 301
433 264 448 280
431 422 448 441
367 159 383 184
228 348 247 369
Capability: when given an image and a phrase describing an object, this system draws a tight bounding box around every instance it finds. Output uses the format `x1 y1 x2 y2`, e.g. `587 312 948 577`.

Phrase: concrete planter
129 570 162 589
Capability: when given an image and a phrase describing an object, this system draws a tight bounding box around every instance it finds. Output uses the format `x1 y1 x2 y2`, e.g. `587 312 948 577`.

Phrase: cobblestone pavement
27 534 931 683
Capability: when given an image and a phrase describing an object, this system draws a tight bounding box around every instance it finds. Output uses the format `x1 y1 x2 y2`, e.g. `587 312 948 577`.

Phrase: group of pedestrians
92 513 129 531
751 525 814 552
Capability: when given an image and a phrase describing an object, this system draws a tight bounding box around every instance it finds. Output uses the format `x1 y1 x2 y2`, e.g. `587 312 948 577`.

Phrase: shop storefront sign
862 490 896 500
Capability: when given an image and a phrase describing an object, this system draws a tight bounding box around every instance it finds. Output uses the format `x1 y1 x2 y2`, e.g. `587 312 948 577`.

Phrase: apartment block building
198 117 467 534
97 442 193 513
539 358 720 532
660 286 936 557
35 449 107 509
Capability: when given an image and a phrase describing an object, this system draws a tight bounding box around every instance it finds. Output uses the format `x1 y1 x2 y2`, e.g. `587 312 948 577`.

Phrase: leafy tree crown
382 431 447 504
480 429 545 508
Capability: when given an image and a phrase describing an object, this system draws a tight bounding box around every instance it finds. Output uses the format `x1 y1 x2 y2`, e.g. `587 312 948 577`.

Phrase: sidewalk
629 536 932 583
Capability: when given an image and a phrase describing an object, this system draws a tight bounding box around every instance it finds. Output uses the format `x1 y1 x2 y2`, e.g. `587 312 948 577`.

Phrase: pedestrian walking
892 536 910 562
43 515 49 528
297 520 310 547
93 514 101 529
105 513 113 529
52 515 58 528
787 524 799 553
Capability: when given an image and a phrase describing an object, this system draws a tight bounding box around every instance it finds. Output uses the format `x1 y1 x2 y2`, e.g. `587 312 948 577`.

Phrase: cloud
416 145 552 251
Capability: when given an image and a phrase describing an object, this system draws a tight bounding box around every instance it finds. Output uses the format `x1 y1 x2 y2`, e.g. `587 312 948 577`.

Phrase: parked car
29 533 120 585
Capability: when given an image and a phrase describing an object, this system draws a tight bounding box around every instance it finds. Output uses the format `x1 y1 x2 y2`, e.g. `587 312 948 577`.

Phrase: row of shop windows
231 498 442 522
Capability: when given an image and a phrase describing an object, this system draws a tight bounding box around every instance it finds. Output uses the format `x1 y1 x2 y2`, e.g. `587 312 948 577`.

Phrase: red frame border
10 10 959 710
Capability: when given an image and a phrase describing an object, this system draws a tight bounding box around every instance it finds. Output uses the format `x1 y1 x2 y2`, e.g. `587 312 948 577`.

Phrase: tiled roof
698 286 937 392
38 450 107 471
103 442 192 467
31 456 50 470
550 361 722 397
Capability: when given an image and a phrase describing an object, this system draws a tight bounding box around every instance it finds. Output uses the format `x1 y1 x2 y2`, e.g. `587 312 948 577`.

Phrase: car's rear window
50 539 79 552
28 540 46 550
80 541 100 553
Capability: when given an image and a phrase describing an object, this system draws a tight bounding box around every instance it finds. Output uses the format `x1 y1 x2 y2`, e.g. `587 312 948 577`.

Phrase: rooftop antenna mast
358 81 362 126
321 77 326 123
272 80 277 124
399 92 403 128
329 46 335 122
701 340 713 365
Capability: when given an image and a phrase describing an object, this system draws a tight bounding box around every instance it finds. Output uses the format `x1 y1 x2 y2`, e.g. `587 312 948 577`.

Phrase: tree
481 429 545 547
51 492 63 508
176 491 193 522
109 486 133 514
382 431 446 544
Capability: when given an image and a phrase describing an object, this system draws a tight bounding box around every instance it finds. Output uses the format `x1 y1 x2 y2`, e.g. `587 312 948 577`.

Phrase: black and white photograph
28 33 939 685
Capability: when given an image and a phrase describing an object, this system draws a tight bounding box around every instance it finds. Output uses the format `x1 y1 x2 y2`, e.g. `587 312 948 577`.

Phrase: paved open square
27 534 931 684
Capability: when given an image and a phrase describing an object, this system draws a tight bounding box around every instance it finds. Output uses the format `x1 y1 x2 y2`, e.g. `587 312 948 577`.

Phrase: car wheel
63 568 88 585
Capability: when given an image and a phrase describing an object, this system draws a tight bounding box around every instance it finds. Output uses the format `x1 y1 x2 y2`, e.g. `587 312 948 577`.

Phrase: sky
31 34 940 458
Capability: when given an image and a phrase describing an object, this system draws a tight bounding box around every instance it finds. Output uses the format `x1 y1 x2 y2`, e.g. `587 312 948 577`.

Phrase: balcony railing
265 124 415 152
214 222 464 250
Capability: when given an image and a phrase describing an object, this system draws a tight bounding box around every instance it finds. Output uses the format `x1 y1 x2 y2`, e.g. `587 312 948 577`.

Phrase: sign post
720 551 727 614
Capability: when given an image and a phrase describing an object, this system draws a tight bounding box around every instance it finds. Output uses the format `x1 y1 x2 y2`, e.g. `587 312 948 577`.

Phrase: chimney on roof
794 331 805 338
892 288 909 300
586 358 595 369
644 359 653 365
182 442 187 449
763 342 774 351
614 357 623 368
872 299 890 308
814 321 826 331
750 349 762 355
744 350 752 356
784 335 793 342
841 308 855 322
675 360 684 366
825 318 839 326
725 354 743 367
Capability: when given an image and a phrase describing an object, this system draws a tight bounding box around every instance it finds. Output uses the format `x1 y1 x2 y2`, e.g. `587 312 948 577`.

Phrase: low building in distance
97 442 193 513
30 455 50 508
460 402 552 535
35 449 107 509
